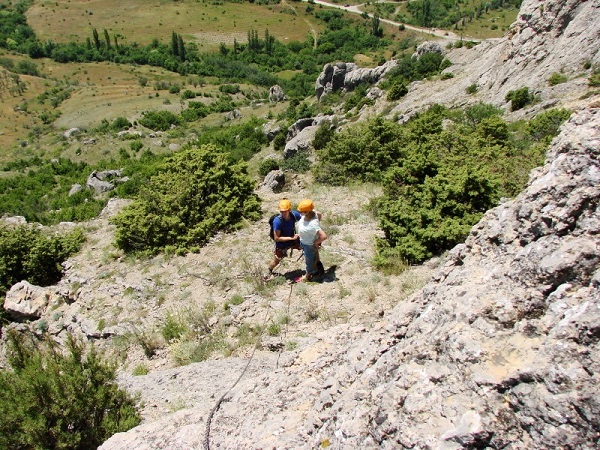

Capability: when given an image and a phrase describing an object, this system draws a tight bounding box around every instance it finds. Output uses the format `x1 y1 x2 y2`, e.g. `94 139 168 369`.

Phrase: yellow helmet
297 199 314 213
278 198 292 211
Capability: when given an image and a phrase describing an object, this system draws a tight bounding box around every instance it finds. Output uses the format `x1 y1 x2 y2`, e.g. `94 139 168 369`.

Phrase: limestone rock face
4 281 51 320
388 0 600 119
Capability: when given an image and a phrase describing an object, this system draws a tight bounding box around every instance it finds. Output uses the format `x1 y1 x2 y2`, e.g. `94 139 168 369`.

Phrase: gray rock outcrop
261 169 285 192
388 0 600 119
63 127 81 139
86 170 127 195
68 183 83 196
269 85 286 102
315 60 398 100
283 126 319 158
262 121 281 142
412 40 444 59
224 109 241 121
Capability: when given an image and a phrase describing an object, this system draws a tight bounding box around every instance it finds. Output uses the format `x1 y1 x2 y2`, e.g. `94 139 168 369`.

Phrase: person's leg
301 243 317 279
267 247 286 276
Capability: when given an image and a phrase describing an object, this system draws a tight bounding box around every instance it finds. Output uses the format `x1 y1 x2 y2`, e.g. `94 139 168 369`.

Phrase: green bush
281 152 311 173
139 110 181 131
314 103 562 266
0 331 141 450
0 225 85 296
110 116 131 131
219 84 240 94
258 158 280 177
273 132 286 151
181 101 211 122
505 86 533 111
548 72 567 86
130 140 143 152
162 312 189 343
313 120 335 150
387 81 408 101
378 164 499 264
526 108 572 142
313 113 436 185
112 144 261 255
589 69 600 87
466 83 478 95
181 89 196 99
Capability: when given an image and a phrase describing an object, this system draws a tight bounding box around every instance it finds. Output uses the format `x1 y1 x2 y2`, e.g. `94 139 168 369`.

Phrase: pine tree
178 34 185 60
171 31 179 56
103 29 111 49
92 28 101 50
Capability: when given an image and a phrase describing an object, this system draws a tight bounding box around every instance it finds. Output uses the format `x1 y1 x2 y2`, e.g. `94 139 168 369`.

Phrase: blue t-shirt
273 210 301 248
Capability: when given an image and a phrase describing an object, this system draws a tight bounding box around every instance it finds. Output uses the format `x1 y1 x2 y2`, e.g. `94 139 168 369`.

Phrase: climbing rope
203 279 295 450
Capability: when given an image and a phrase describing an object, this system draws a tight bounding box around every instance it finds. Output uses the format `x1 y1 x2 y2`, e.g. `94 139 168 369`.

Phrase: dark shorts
274 241 301 259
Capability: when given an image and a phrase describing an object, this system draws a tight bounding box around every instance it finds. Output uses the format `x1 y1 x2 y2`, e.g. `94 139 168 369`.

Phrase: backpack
269 213 298 240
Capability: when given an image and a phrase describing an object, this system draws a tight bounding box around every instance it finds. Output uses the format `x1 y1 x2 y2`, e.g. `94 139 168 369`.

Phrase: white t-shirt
297 216 321 245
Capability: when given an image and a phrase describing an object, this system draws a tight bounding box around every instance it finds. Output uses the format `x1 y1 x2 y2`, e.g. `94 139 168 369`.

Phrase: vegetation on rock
315 105 571 266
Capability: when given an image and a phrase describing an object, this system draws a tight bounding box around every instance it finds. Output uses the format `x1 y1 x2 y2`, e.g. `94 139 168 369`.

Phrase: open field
26 0 324 51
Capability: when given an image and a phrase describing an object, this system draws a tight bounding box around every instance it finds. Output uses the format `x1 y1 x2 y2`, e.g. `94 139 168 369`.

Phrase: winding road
303 0 483 42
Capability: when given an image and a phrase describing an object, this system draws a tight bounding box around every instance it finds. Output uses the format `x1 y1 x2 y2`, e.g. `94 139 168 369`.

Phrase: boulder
283 125 318 158
412 41 445 59
269 85 286 102
262 121 281 142
63 128 81 139
69 183 83 196
262 170 285 193
86 170 126 195
4 281 51 320
225 109 242 121
117 130 143 138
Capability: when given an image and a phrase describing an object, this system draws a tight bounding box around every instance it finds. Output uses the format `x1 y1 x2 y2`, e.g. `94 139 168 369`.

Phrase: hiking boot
263 270 275 281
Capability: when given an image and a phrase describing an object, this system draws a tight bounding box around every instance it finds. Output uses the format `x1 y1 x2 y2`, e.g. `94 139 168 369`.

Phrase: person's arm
316 210 323 221
274 229 299 242
314 229 327 248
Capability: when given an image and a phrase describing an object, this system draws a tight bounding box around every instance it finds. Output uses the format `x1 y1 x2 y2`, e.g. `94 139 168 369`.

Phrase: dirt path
282 0 318 48
303 0 484 42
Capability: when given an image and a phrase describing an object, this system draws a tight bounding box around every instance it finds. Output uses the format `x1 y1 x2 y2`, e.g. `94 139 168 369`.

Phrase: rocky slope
382 0 600 121
98 105 600 450
95 0 600 448
2 0 599 448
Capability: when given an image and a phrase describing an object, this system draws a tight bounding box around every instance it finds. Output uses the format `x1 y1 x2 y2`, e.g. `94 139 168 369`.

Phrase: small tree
0 332 141 450
505 86 532 111
0 226 85 297
112 144 261 254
